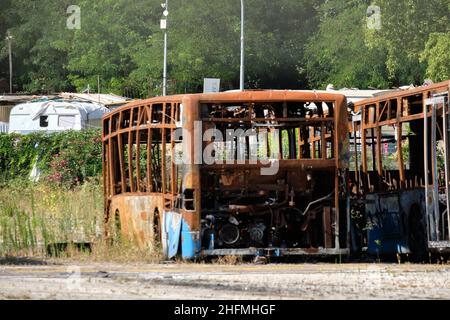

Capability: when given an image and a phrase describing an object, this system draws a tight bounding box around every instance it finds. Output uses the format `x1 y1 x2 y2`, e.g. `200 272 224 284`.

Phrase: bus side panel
181 218 201 259
163 211 182 259
366 189 426 255
180 96 202 259
109 194 164 251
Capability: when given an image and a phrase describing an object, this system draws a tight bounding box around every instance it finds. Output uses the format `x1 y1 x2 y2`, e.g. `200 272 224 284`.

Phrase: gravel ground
0 260 449 300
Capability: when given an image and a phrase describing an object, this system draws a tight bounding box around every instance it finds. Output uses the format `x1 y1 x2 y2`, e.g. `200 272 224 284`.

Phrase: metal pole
240 0 245 91
445 93 450 240
98 75 101 103
163 0 168 96
424 100 431 241
7 33 12 94
431 102 440 240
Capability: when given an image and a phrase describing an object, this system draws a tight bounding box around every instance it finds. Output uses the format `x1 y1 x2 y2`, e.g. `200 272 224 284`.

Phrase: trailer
8 99 110 134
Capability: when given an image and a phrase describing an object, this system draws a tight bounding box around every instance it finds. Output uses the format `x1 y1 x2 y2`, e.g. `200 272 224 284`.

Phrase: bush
0 130 102 187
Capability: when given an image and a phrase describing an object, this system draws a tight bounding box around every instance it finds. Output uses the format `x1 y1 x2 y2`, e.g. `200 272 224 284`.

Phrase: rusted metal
201 247 350 257
351 80 450 255
445 87 450 241
102 90 350 259
103 82 450 259
396 97 405 188
322 207 332 248
431 100 440 239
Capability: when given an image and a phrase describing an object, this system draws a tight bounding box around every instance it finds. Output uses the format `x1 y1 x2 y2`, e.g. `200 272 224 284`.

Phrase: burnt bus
349 80 450 258
102 90 351 259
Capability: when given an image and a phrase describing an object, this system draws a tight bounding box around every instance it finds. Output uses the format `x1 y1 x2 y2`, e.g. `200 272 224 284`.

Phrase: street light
161 1 169 96
240 0 245 91
5 32 13 94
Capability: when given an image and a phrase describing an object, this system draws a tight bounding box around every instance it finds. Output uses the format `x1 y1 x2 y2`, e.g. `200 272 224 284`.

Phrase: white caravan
8 99 110 134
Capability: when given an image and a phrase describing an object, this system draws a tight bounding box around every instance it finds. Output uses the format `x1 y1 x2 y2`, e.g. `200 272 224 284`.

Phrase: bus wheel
408 204 427 262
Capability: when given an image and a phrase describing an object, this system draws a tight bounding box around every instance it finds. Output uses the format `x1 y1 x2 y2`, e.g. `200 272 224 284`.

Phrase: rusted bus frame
361 108 447 129
105 124 177 140
201 115 334 161
197 93 349 252
147 105 153 193
203 121 334 162
102 90 350 257
352 80 450 194
205 159 336 170
103 91 348 174
128 108 134 192
199 99 343 157
445 91 450 242
201 117 334 123
102 102 181 206
117 111 126 193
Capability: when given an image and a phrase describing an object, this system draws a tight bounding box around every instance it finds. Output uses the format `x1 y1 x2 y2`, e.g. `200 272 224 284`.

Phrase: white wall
8 113 82 134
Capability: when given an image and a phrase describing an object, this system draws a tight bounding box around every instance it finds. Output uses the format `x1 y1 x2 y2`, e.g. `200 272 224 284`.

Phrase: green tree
420 33 450 82
366 0 449 85
305 0 389 89
1 0 448 94
67 0 160 96
131 0 321 95
3 0 76 92
305 0 449 89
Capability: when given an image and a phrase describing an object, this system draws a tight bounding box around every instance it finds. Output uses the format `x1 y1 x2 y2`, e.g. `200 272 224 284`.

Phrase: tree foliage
0 0 448 94
305 0 389 89
306 0 449 89
0 130 102 186
420 33 450 82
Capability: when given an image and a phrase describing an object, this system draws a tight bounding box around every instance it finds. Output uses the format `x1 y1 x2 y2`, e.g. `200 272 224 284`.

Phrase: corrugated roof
59 92 130 106
327 88 399 104
0 95 56 104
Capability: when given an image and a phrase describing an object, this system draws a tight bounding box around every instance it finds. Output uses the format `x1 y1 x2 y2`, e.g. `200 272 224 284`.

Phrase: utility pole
240 0 245 91
161 0 169 96
97 75 100 94
6 32 13 94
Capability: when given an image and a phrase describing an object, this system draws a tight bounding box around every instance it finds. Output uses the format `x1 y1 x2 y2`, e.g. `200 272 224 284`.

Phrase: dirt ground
0 259 449 300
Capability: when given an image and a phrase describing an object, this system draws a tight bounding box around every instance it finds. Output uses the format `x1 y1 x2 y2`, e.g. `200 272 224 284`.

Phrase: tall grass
0 180 103 257
0 180 163 262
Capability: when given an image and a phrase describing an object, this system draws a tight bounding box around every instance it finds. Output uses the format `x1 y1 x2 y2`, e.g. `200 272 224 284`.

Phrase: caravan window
40 116 49 128
58 115 76 128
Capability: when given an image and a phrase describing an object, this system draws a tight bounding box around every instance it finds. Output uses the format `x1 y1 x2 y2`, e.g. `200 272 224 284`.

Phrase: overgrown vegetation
0 180 102 257
0 129 165 261
0 129 102 186
0 179 163 261
0 130 104 259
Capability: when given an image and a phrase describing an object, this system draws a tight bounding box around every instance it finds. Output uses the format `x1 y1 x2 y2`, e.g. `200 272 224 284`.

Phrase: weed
0 181 103 257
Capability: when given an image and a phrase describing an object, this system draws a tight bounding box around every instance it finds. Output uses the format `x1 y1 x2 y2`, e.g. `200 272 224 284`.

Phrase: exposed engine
201 171 337 250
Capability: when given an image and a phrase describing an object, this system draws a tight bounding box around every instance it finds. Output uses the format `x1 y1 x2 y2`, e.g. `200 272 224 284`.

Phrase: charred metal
101 82 450 260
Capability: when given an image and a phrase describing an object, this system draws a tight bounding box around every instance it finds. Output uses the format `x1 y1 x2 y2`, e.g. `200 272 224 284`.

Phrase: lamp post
161 1 169 96
5 32 13 94
240 0 245 91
